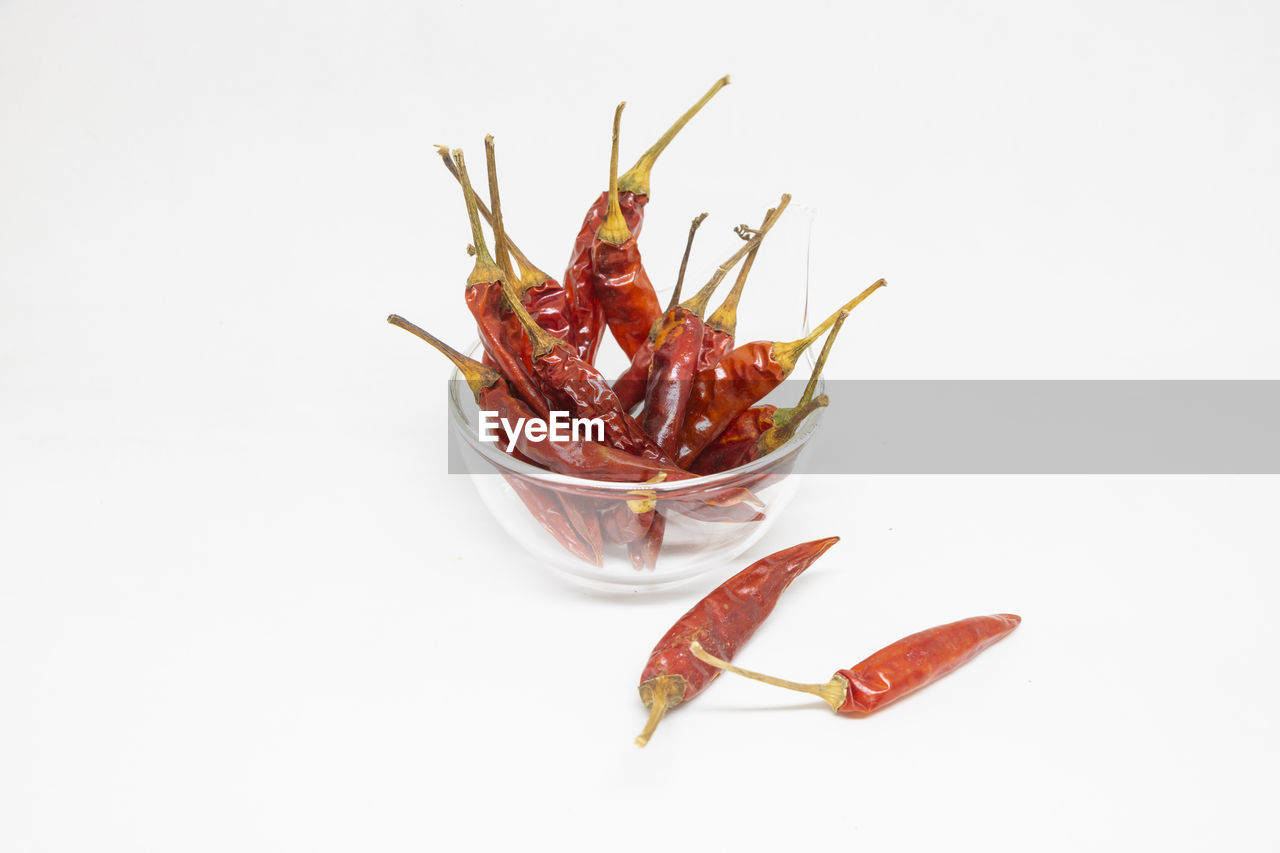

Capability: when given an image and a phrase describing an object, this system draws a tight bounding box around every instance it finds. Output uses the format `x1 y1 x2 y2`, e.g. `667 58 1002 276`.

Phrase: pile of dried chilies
389 78 885 569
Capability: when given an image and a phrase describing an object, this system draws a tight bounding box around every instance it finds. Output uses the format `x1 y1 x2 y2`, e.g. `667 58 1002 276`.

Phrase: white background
3 1 1278 850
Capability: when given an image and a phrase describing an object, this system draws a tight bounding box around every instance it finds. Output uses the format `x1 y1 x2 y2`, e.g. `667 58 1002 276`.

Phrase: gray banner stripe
447 381 1280 475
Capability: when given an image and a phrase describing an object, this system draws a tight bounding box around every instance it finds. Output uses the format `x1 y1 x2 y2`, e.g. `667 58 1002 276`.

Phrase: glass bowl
447 355 826 592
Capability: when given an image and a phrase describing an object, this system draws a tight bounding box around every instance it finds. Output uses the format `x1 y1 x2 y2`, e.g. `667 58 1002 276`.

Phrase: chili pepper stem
705 207 774 335
618 75 730 197
773 309 849 430
772 279 885 373
598 103 632 247
386 314 500 396
451 150 504 287
689 640 847 712
484 135 518 285
435 144 550 289
476 145 564 359
666 212 710 313
683 194 791 318
635 674 686 748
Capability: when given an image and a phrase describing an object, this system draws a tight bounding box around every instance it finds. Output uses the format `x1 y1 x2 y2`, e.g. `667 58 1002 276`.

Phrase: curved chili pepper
688 307 849 474
591 103 664 359
386 315 692 484
447 150 550 419
676 280 885 467
634 536 840 747
564 78 730 361
690 613 1022 714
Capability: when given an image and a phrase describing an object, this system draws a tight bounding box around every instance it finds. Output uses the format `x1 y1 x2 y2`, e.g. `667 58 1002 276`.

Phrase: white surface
2 1 1278 851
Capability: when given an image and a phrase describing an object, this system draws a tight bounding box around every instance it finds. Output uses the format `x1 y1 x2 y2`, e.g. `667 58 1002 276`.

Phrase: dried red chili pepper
628 508 666 571
386 315 691 484
612 212 708 412
688 308 849 475
676 279 885 467
590 103 664 359
564 77 730 361
504 474 601 566
448 149 550 419
690 613 1022 714
634 536 840 747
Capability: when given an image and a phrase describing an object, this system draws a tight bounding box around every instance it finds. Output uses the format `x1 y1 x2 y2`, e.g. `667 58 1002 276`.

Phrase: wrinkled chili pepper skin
591 236 663 360
612 343 653 413
688 405 778 475
836 614 1022 713
642 307 706 456
677 341 787 466
698 327 735 369
529 341 675 466
565 191 647 361
466 283 549 418
640 537 840 702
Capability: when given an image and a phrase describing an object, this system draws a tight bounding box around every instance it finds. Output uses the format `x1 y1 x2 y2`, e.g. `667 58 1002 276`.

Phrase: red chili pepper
445 149 551 419
590 102 665 360
612 212 708 412
564 78 730 361
554 490 605 566
504 474 601 566
688 307 849 474
628 508 666 571
386 315 692 484
634 536 840 747
676 280 885 467
690 613 1022 714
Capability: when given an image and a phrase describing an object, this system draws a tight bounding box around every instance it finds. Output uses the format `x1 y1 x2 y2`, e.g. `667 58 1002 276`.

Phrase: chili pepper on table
676 279 885 467
635 536 840 747
564 77 729 361
435 143 575 347
690 613 1021 714
385 315 691 484
688 308 849 475
448 150 550 419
